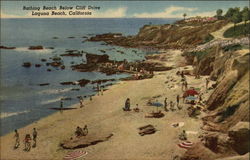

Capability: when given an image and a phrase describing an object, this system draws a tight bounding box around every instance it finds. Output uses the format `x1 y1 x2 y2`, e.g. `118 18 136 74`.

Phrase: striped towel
64 150 88 160
178 141 193 149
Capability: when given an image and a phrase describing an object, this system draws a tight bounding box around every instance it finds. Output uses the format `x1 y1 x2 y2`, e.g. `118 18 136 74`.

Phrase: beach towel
177 141 193 149
64 150 88 160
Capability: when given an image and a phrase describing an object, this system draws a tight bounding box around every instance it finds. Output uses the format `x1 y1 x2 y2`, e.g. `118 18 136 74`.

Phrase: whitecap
14 47 52 54
0 110 30 119
40 97 64 105
38 88 73 95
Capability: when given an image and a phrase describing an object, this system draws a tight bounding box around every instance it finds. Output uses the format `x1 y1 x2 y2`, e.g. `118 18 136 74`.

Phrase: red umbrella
183 89 199 97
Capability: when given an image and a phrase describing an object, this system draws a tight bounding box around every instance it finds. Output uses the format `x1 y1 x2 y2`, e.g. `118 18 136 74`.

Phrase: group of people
14 128 37 151
163 95 182 112
122 98 141 112
75 125 88 137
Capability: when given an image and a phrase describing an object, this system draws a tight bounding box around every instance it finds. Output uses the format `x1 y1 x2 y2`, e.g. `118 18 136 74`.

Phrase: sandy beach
0 50 213 160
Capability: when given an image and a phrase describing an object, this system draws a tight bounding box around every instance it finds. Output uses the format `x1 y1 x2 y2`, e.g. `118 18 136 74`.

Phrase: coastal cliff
89 20 229 49
182 42 249 159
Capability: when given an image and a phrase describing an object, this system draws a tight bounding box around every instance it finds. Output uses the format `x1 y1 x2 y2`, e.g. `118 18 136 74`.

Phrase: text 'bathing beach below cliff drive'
0 5 250 160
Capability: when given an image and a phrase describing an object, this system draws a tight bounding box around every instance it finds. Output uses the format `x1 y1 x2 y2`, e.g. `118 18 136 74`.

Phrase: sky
1 1 249 18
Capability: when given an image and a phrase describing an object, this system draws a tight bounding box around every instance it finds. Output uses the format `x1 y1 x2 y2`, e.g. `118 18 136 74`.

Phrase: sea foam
0 110 30 119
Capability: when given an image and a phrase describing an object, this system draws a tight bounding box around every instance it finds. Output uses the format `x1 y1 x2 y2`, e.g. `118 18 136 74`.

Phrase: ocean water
0 18 177 136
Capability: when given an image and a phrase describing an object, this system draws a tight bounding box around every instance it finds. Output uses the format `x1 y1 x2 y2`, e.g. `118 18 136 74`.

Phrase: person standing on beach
170 101 175 111
176 95 180 106
97 84 100 96
24 134 31 151
83 125 88 136
32 128 37 148
60 100 63 109
164 98 168 112
181 81 185 91
14 129 20 149
123 98 131 111
79 97 84 108
184 81 188 90
101 86 104 95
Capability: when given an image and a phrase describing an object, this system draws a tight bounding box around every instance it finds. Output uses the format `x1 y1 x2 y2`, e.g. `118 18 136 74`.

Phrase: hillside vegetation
224 22 250 38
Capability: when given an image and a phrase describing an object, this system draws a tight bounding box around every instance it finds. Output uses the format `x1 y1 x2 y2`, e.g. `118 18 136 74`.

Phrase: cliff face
134 21 228 49
183 45 249 159
89 20 229 49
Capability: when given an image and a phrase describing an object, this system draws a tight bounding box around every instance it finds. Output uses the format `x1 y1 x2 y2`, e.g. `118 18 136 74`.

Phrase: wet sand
0 50 214 160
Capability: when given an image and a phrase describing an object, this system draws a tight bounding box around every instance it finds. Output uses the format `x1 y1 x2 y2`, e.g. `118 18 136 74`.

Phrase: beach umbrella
151 102 163 112
64 150 88 160
178 141 193 149
185 96 197 101
184 89 199 96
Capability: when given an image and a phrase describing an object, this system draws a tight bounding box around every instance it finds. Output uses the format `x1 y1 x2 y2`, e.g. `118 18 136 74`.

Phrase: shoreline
0 49 213 159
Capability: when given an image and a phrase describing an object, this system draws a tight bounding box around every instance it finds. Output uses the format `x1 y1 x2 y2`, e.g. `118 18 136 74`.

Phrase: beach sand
0 50 214 160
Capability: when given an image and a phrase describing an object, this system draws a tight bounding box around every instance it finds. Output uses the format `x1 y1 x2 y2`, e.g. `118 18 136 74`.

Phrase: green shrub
224 23 250 38
201 34 214 44
222 44 243 52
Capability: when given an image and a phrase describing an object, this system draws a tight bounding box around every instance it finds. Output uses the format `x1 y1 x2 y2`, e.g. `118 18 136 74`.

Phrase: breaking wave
0 110 30 119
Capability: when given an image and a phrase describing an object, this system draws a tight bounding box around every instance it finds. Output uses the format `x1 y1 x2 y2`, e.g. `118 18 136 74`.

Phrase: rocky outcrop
0 45 16 49
181 142 218 160
89 20 228 49
28 45 43 50
215 153 249 160
85 53 110 64
22 62 31 67
61 133 113 149
182 42 249 160
228 122 249 155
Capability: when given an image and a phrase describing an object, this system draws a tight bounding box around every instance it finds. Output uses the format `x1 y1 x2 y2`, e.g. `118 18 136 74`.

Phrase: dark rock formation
71 63 97 72
28 46 43 50
0 45 16 49
50 61 62 67
85 53 110 64
22 62 31 68
181 142 218 160
60 81 75 85
91 79 116 84
39 83 50 86
228 122 249 155
61 133 113 149
60 53 82 57
78 79 90 87
89 33 122 42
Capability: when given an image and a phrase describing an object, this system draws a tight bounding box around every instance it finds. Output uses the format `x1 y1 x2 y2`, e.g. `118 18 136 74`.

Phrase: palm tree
183 13 187 20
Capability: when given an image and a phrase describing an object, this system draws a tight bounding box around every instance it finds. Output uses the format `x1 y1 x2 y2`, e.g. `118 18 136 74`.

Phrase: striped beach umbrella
178 141 193 149
64 150 88 160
